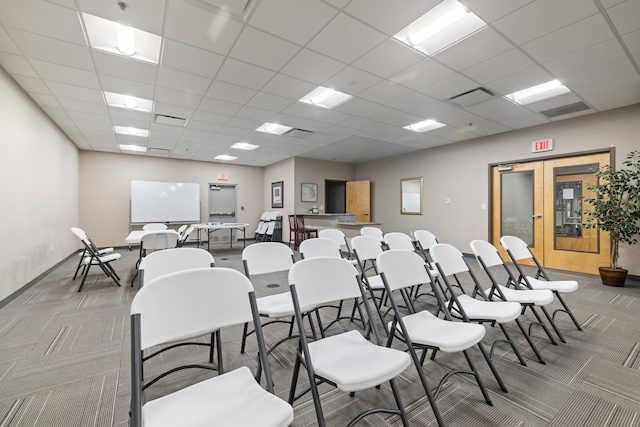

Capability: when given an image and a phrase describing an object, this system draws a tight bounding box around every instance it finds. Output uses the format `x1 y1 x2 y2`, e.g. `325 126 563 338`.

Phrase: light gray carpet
1 241 639 427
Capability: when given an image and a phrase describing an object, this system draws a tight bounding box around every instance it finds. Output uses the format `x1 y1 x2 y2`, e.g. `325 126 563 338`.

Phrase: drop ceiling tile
563 58 637 90
353 39 423 79
359 105 404 122
157 67 212 95
313 109 354 125
12 75 50 94
462 49 536 85
465 97 518 115
205 80 256 104
486 66 554 96
389 58 455 90
333 97 378 115
29 93 61 108
607 0 640 35
235 105 277 122
199 97 243 115
412 100 459 118
322 66 382 95
92 51 157 84
191 109 232 125
521 14 615 64
7 28 93 71
281 49 346 85
0 0 86 45
77 0 166 35
358 80 412 104
261 74 315 100
108 107 152 123
152 103 195 121
41 106 70 119
162 39 225 78
229 26 300 72
485 107 549 129
225 117 266 132
574 74 640 110
493 0 599 45
622 28 640 55
524 92 583 112
280 101 325 120
46 81 103 103
247 92 294 112
165 0 243 55
75 120 114 132
543 39 627 77
601 0 626 8
345 0 440 35
463 0 534 23
307 13 386 63
419 73 479 100
215 58 276 91
0 26 20 55
185 120 223 133
0 53 37 77
67 110 113 125
30 59 100 89
99 74 155 99
434 27 512 72
57 97 108 114
249 0 337 45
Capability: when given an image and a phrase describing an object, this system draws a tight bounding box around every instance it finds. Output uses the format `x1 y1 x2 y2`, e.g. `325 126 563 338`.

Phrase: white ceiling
1 0 639 167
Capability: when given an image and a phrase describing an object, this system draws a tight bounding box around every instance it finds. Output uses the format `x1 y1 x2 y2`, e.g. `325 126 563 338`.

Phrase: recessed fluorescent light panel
404 119 446 132
104 92 153 112
231 142 259 150
256 122 293 135
82 13 162 64
299 86 353 109
119 144 147 152
505 80 572 105
215 154 238 161
394 0 485 55
114 126 149 137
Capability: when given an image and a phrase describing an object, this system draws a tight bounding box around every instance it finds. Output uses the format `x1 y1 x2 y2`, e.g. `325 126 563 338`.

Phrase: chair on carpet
430 243 536 368
130 267 294 427
318 228 353 259
70 227 121 292
377 249 496 421
287 256 412 427
470 239 561 350
360 226 384 245
350 235 390 328
500 235 581 335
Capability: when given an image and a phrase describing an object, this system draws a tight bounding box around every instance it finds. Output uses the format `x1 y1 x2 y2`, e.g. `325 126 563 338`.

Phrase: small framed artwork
272 181 284 208
301 182 318 202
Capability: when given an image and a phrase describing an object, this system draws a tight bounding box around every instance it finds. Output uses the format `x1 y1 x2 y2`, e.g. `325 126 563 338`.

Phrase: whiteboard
131 180 200 223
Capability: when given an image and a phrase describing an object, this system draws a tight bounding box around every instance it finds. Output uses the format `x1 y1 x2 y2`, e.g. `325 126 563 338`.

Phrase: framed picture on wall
272 181 283 208
301 182 318 202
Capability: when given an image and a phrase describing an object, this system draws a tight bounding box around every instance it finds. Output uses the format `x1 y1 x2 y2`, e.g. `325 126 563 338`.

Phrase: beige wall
79 152 264 247
356 104 640 275
0 67 80 302
294 157 355 214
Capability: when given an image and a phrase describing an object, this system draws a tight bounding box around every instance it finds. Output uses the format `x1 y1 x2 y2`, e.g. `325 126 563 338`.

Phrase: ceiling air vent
449 87 495 107
541 102 590 118
155 114 187 127
284 128 314 138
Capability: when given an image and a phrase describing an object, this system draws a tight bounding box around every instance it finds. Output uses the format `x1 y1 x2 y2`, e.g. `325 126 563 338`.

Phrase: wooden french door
492 152 611 274
346 180 370 223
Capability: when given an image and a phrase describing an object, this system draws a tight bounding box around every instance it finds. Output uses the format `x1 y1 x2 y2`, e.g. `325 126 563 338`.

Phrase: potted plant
583 150 640 286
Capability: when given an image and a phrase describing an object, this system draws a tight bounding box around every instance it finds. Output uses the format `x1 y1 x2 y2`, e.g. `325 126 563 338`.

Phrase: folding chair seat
377 250 499 419
72 244 114 280
287 256 412 427
130 267 293 427
241 242 297 356
70 227 121 292
318 228 353 259
470 239 563 348
431 243 540 368
500 235 582 333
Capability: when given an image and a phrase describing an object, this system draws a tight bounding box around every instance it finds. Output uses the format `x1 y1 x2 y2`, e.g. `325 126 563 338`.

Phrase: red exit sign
532 138 553 153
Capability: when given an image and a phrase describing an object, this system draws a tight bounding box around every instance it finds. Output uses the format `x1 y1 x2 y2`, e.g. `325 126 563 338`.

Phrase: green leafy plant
583 150 640 270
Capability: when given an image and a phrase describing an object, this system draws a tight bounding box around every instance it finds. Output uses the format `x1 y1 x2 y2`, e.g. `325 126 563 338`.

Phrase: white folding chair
130 267 294 427
501 235 581 334
318 228 353 259
254 211 269 240
287 256 412 427
177 226 194 247
360 226 384 244
377 249 496 419
132 230 180 285
350 235 390 329
176 224 188 238
412 229 438 262
431 243 535 369
70 227 121 292
470 239 561 351
142 223 168 231
241 242 297 356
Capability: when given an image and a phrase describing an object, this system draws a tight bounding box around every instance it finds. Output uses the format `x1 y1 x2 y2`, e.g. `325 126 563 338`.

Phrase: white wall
0 67 80 302
356 105 640 275
294 157 355 214
79 151 265 247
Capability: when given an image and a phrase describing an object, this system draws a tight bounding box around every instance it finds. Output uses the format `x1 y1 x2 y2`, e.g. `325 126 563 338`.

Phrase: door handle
364 212 369 216
532 214 542 219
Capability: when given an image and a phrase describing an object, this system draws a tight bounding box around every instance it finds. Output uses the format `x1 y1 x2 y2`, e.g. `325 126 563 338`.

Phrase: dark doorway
325 180 346 213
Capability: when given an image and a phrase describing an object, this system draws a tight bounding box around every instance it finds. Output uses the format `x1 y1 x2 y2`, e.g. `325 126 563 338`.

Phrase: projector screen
131 180 200 223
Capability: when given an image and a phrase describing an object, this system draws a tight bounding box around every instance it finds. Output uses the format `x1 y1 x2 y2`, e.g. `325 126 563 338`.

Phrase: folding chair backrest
141 230 180 251
351 235 384 262
288 257 361 311
178 226 194 246
142 223 168 231
413 230 438 250
318 228 349 251
299 238 341 259
383 232 415 251
430 243 469 276
242 242 295 276
177 225 188 237
139 248 214 286
131 268 254 351
360 226 384 242
469 240 504 268
500 235 533 261
377 250 431 292
71 227 88 245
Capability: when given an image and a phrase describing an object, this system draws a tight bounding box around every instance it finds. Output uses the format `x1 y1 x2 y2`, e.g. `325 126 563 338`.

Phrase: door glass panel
501 171 534 245
554 164 599 252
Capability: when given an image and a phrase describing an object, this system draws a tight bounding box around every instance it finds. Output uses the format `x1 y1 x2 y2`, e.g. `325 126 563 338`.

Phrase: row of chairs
253 211 282 242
